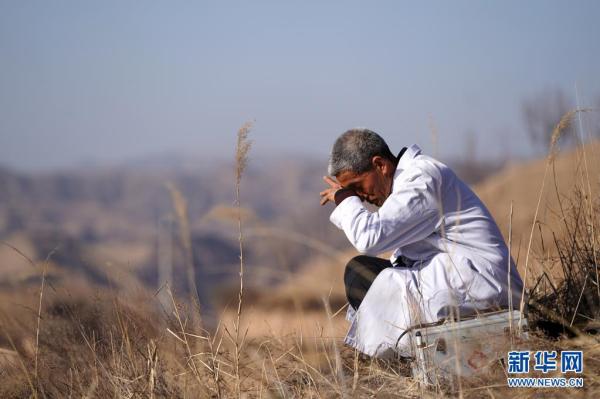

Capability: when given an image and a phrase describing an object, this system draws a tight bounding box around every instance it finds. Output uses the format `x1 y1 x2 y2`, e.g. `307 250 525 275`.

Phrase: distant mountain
0 153 344 315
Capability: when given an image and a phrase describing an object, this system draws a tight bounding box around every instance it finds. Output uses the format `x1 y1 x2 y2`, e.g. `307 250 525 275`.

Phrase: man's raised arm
329 169 441 255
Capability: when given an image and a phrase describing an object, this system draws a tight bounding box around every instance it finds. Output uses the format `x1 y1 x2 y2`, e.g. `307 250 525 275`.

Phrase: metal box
409 309 529 386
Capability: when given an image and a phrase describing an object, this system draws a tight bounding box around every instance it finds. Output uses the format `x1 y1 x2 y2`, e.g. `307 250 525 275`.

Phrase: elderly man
319 128 524 358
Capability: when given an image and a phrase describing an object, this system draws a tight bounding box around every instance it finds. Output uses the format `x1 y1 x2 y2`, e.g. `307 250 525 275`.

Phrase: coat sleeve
329 167 442 255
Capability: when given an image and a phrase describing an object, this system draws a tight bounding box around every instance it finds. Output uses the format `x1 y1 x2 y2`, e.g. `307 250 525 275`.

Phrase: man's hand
320 175 342 206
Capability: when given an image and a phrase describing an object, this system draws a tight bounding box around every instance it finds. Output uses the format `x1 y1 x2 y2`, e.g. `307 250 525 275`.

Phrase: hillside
475 140 600 280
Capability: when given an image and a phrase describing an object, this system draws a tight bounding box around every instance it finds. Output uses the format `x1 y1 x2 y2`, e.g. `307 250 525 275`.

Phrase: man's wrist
334 188 358 205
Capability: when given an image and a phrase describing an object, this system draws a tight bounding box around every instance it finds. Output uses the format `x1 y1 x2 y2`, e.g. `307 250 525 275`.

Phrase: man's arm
329 168 442 255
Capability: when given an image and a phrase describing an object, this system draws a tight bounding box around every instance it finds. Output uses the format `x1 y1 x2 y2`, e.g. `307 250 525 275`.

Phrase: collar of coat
395 144 422 175
389 144 422 195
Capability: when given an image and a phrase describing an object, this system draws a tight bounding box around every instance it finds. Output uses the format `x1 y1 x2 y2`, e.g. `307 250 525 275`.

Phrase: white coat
329 144 524 358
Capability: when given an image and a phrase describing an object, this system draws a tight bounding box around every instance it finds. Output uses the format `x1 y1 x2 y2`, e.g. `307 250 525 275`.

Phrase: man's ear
371 155 390 173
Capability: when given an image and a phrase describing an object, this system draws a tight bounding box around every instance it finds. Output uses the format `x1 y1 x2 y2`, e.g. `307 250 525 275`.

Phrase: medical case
408 309 529 386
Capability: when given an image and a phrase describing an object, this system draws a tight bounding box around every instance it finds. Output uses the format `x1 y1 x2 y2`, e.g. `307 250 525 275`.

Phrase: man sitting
319 128 524 358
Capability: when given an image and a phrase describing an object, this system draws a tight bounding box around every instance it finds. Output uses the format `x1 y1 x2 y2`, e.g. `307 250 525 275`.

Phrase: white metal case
409 309 529 386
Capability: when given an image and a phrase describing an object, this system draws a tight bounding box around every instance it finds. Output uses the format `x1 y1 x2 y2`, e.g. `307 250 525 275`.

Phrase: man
319 128 524 358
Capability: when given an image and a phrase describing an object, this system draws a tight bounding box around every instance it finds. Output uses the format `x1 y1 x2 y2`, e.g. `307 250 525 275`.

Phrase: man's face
336 156 395 207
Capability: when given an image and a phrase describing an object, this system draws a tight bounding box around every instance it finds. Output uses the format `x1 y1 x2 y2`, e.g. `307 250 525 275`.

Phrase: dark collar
395 147 408 165
390 147 408 193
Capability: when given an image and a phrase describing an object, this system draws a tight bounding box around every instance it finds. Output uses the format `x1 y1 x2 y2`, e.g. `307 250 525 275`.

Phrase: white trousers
344 252 521 358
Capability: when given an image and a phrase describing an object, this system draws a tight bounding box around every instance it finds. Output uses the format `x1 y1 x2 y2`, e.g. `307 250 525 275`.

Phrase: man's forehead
336 170 365 186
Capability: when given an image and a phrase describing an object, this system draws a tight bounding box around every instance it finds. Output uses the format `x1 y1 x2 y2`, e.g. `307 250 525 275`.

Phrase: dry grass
0 290 390 398
2 283 599 398
520 108 591 317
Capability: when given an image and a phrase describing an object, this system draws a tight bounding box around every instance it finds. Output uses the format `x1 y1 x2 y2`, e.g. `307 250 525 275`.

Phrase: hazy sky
1 1 599 171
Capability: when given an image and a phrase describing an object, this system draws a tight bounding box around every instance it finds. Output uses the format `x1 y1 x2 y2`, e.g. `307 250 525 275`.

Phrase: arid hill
475 140 600 281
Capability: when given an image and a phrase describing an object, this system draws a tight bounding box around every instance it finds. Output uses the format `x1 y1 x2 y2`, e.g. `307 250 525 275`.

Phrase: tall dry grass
232 121 252 397
519 108 592 318
167 182 203 331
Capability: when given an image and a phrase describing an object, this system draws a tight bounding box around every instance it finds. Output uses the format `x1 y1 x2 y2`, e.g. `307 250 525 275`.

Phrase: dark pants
344 255 403 311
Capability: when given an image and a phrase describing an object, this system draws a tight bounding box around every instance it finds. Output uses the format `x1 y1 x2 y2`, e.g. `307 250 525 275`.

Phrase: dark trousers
344 255 402 311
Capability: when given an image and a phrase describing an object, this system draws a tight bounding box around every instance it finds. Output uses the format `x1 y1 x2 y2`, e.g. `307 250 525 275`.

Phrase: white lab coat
329 144 524 358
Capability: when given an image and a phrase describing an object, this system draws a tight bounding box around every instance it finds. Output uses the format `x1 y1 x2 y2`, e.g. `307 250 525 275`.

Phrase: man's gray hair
327 128 395 176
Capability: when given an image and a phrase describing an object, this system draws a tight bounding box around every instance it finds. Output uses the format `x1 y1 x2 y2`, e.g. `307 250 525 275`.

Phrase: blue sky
1 1 599 171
